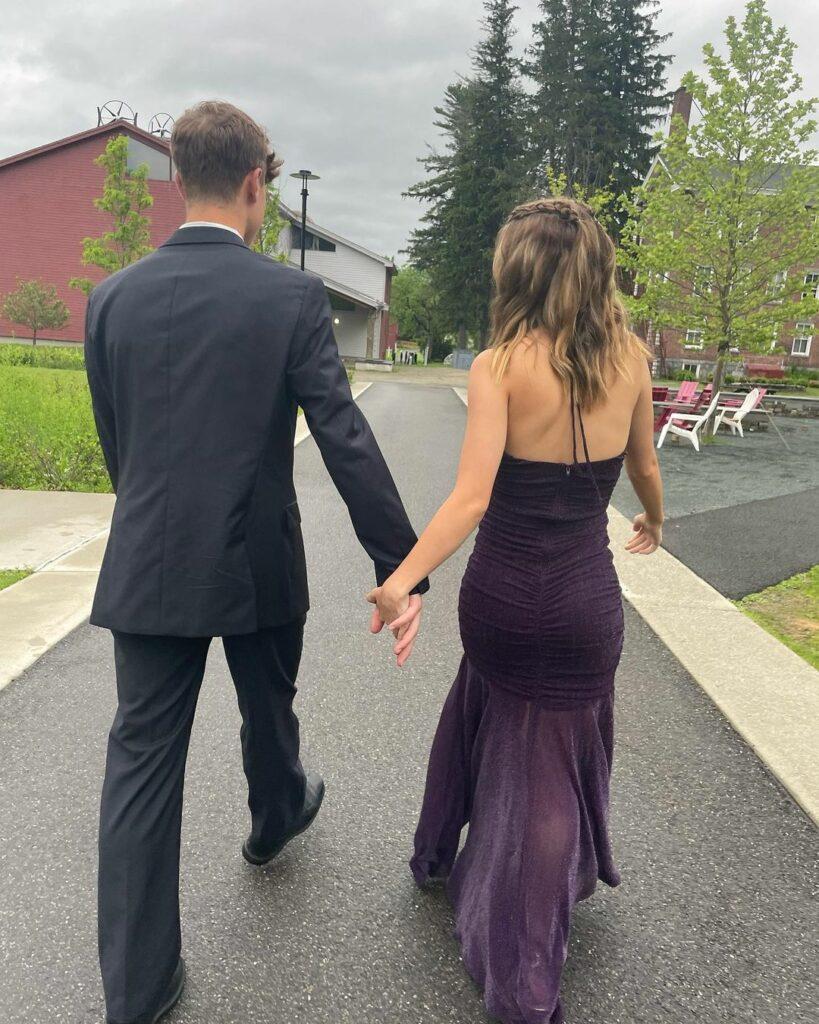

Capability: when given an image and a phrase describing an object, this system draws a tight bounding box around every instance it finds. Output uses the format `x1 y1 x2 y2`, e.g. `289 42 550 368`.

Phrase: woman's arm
624 357 664 554
368 350 509 635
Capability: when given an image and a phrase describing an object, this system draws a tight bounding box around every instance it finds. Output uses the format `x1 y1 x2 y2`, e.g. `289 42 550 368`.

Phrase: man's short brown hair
171 100 282 202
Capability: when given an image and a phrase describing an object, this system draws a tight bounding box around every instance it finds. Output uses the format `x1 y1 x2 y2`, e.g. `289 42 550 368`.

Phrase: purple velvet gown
411 402 624 1024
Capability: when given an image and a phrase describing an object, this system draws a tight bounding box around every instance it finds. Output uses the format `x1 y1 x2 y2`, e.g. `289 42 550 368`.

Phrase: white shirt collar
180 221 244 241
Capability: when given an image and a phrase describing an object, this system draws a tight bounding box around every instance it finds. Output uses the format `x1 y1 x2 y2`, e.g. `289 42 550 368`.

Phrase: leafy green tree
390 266 450 361
525 0 670 212
253 187 289 261
70 134 154 294
406 1 527 348
2 278 69 345
620 0 819 391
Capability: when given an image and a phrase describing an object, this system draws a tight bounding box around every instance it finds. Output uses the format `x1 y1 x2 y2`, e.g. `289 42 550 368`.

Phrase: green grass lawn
0 568 32 591
736 566 819 670
0 362 111 492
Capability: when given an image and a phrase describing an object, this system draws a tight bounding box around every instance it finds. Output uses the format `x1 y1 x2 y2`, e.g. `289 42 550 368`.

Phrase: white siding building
277 203 396 360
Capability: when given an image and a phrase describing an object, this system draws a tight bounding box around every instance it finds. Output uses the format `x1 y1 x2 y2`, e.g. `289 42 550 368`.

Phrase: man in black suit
85 100 427 1024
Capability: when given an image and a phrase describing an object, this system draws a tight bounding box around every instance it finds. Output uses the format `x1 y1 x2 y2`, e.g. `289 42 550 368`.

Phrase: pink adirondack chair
654 380 698 431
721 387 767 410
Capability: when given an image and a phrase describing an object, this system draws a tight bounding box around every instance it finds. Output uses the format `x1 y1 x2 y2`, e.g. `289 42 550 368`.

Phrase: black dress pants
98 619 306 1024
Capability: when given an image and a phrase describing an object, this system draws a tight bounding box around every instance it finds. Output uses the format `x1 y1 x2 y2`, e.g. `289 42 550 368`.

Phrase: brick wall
0 129 185 344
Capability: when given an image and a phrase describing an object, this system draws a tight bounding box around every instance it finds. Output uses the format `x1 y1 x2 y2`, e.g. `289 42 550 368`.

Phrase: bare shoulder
626 333 652 380
467 349 508 403
470 348 495 374
468 348 500 387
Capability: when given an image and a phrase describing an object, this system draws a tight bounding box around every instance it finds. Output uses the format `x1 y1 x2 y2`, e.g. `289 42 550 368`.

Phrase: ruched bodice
459 450 625 708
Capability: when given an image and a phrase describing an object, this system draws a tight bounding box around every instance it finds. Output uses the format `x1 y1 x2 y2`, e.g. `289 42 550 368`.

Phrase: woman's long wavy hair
490 196 641 408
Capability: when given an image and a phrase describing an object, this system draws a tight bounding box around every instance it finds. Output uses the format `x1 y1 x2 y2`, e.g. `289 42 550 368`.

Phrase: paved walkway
0 384 816 1024
0 489 114 569
356 364 470 388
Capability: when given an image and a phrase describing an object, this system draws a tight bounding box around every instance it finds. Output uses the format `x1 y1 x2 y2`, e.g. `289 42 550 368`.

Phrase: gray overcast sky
1 1 816 261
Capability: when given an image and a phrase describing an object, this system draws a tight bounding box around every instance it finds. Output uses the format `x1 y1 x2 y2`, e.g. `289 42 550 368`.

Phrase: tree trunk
32 329 37 346
711 348 728 394
457 323 467 349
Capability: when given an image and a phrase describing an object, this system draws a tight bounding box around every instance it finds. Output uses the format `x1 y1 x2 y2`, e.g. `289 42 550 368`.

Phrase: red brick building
0 120 184 343
642 88 819 377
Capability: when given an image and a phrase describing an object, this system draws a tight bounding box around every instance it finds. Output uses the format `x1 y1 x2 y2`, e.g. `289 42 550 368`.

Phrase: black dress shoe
108 958 185 1024
242 771 325 866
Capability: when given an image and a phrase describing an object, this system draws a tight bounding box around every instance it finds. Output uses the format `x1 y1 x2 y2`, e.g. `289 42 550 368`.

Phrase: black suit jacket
85 225 427 637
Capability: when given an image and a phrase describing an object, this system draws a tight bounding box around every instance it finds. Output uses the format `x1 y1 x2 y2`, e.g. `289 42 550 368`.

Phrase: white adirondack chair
657 391 721 452
712 388 760 438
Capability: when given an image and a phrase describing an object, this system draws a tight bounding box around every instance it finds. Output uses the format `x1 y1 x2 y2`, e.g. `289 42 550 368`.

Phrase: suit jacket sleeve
286 274 429 594
84 294 119 493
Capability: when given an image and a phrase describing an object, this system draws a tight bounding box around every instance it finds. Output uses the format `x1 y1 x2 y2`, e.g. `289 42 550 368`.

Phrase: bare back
503 335 645 464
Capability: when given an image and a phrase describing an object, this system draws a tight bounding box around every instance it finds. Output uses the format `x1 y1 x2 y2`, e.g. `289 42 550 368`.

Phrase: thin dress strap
570 377 579 466
569 377 604 506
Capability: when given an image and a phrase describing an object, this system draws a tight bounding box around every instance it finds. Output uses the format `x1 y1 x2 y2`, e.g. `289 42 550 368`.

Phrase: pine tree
405 1 527 347
603 0 672 196
525 0 671 216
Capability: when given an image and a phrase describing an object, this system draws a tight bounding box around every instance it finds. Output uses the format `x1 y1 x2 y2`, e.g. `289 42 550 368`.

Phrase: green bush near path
0 364 111 492
736 566 819 670
0 568 32 591
0 343 85 371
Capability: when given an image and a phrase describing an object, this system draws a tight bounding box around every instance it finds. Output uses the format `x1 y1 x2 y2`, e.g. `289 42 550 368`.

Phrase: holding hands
366 585 423 667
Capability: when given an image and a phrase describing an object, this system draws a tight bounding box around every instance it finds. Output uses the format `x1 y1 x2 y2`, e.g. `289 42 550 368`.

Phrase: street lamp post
289 169 320 271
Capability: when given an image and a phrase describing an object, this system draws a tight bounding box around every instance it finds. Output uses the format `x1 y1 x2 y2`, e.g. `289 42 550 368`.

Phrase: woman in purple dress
368 197 664 1024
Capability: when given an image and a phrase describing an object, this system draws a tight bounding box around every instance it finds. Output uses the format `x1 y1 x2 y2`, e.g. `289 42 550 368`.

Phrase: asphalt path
0 383 816 1024
611 414 818 597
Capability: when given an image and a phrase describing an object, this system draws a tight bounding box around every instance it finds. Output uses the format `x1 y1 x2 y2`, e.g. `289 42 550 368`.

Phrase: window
792 324 813 357
681 362 702 378
684 329 704 350
693 265 713 294
291 227 336 253
768 270 788 298
801 273 819 301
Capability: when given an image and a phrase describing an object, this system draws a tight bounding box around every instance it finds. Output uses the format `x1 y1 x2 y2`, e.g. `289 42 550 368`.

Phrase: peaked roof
279 201 395 270
0 119 171 171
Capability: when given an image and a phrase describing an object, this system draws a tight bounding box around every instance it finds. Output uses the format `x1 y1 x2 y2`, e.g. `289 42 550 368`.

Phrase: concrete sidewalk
0 383 816 1024
0 489 114 569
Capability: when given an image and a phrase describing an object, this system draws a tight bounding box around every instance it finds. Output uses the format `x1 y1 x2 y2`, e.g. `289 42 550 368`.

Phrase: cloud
1 0 816 259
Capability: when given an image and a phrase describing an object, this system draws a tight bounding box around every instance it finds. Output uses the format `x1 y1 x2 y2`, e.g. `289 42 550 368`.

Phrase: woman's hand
625 513 662 554
366 587 422 667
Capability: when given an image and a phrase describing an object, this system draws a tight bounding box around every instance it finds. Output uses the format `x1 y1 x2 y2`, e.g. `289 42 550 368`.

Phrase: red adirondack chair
654 380 698 431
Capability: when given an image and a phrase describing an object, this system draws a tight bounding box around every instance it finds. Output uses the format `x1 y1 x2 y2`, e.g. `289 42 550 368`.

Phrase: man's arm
84 294 119 493
286 273 429 594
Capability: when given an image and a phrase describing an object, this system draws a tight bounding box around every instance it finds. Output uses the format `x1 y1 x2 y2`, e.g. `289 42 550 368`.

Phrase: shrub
0 365 110 492
0 343 85 371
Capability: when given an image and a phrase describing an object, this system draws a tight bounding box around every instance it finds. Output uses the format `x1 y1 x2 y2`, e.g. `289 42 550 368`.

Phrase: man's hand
367 589 423 668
